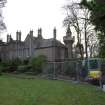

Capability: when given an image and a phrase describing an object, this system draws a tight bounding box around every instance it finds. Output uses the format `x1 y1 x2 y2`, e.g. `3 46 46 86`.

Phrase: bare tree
63 2 96 59
63 3 84 59
0 0 7 38
81 8 92 58
87 31 99 57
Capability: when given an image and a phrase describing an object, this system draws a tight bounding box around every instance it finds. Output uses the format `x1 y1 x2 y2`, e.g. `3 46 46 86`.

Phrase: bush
9 58 22 67
0 65 7 75
0 64 17 73
23 58 30 65
1 58 22 73
30 55 47 74
17 65 31 73
0 62 7 74
0 66 3 75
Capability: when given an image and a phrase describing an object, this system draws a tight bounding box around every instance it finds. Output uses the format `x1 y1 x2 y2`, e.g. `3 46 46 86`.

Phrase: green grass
0 75 105 105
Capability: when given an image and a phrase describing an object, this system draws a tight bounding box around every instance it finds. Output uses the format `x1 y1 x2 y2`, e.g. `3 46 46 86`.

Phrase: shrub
23 58 30 65
0 62 13 73
0 62 7 74
0 71 2 75
30 55 47 74
1 58 22 72
0 64 7 75
17 65 31 73
9 58 22 67
0 66 3 75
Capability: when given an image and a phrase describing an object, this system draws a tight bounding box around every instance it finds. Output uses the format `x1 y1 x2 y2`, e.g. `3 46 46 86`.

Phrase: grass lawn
0 75 105 105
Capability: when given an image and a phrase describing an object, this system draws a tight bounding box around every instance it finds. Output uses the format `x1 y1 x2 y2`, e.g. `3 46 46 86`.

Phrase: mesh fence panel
44 60 83 80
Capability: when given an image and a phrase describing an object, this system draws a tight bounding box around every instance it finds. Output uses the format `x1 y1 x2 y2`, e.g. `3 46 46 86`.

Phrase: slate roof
37 38 65 48
4 34 66 49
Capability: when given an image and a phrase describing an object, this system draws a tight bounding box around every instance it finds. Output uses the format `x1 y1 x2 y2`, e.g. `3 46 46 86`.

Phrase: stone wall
34 47 66 61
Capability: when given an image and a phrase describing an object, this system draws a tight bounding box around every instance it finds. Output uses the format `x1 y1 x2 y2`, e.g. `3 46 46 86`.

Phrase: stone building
0 27 74 61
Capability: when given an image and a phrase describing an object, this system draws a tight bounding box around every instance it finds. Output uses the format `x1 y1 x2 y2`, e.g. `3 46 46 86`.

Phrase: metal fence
43 60 84 80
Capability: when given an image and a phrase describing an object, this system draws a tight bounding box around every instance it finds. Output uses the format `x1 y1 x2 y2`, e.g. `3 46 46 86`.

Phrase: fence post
76 61 79 81
99 77 103 89
53 62 56 79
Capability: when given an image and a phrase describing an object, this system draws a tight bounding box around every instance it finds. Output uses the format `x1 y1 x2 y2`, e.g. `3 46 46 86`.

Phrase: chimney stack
16 30 21 41
16 31 19 41
38 28 42 39
19 31 21 41
7 34 10 43
53 27 56 39
30 30 33 36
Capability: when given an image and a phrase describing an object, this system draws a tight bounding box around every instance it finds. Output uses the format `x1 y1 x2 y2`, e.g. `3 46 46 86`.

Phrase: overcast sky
1 0 81 42
1 0 68 42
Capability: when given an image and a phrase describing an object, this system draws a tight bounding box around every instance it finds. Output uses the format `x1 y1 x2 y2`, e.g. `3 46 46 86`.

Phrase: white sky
2 0 68 42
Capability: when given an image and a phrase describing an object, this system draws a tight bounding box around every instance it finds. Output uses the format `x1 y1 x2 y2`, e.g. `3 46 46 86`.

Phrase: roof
4 33 65 49
37 38 65 48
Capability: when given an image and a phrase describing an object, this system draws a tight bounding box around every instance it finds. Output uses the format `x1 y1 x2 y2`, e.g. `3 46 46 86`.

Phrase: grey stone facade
0 27 74 61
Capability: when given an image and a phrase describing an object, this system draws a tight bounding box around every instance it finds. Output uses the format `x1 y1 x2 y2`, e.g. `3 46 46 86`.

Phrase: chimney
19 31 21 41
7 34 10 43
16 31 19 41
53 27 56 39
30 30 33 36
10 35 12 41
38 28 42 39
16 31 21 41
